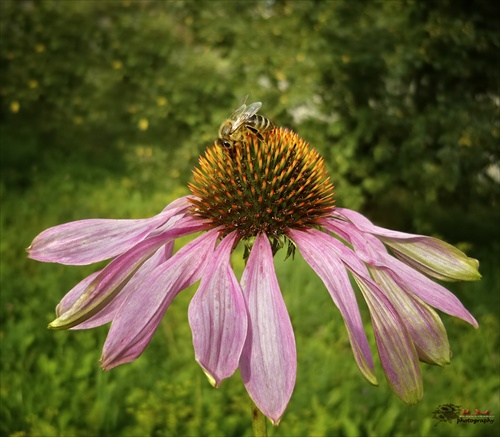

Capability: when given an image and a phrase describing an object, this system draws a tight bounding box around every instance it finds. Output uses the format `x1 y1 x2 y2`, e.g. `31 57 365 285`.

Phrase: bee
217 99 274 148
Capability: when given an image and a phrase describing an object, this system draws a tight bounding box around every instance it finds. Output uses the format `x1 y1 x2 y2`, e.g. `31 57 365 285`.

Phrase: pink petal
325 219 478 328
322 219 387 266
55 270 102 318
333 208 423 240
370 267 451 366
101 229 219 369
320 228 428 403
378 251 478 328
71 241 175 330
385 241 480 282
332 209 481 281
239 233 297 425
188 232 247 387
288 228 377 386
28 196 192 265
49 216 206 330
353 273 423 404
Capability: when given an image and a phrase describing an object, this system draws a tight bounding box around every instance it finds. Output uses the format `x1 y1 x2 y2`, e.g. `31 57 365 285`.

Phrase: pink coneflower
28 128 480 425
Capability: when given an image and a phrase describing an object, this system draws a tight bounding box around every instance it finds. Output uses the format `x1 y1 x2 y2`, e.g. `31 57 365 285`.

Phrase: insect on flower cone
189 128 336 246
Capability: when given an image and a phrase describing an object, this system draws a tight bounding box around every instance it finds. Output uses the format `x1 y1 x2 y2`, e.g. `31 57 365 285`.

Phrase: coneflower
28 127 480 425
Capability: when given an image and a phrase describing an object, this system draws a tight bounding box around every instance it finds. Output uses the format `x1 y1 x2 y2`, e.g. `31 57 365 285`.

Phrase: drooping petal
27 196 192 265
332 209 481 281
370 267 451 366
378 251 478 328
288 228 377 385
55 270 102 318
353 273 423 404
333 208 429 240
325 218 478 328
71 241 175 330
100 230 219 369
322 218 386 266
310 226 423 402
188 232 247 387
49 216 207 330
384 241 481 282
239 233 296 425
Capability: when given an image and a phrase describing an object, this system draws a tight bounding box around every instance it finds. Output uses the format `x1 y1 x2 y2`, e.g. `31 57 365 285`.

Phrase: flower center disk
189 127 335 240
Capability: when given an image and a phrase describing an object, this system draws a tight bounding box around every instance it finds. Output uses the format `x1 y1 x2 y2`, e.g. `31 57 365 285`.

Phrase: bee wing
232 101 262 131
228 103 248 122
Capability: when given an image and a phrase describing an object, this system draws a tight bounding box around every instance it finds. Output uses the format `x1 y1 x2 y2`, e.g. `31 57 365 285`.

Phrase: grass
1 158 499 437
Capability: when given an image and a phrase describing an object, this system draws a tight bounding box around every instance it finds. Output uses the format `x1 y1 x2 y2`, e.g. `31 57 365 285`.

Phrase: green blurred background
1 1 499 436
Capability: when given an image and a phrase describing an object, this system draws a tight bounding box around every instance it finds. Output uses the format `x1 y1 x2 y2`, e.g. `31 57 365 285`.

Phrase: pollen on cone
189 127 335 241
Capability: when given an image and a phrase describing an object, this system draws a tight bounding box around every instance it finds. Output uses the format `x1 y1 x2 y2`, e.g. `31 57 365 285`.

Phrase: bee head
217 138 233 148
219 121 234 138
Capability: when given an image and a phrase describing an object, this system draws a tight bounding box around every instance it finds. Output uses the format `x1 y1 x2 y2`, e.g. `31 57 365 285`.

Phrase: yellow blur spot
73 116 83 125
156 96 168 106
296 53 305 62
135 146 153 157
275 70 286 81
35 44 45 53
28 80 39 89
10 101 20 113
112 60 123 69
138 118 149 131
341 55 350 64
459 134 472 147
122 176 132 188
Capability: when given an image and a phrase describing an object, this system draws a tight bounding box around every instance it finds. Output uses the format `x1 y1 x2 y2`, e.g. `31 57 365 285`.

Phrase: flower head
189 129 335 240
28 127 480 424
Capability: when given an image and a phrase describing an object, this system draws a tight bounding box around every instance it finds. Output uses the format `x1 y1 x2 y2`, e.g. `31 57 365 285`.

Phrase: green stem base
251 399 268 437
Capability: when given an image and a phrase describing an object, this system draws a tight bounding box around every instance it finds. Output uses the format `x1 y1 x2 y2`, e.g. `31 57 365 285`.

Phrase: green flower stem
251 399 268 437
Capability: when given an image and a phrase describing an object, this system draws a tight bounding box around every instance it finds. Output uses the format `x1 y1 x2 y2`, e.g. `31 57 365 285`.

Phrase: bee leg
246 125 265 141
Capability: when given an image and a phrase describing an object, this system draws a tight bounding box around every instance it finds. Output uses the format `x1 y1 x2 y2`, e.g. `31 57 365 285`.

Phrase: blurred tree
1 0 498 241
310 0 499 237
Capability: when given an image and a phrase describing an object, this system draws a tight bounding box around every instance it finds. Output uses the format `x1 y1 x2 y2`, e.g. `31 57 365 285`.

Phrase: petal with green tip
188 232 248 387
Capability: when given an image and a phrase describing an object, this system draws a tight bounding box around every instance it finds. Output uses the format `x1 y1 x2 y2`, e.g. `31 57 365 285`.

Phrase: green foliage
2 0 498 233
2 178 499 436
313 0 500 233
1 1 499 436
